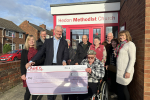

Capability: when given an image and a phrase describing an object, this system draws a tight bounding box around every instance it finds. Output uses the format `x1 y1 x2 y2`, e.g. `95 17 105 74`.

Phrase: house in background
19 20 53 40
0 18 26 53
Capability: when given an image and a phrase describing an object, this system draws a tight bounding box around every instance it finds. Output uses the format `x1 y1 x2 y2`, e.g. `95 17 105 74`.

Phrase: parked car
0 49 22 61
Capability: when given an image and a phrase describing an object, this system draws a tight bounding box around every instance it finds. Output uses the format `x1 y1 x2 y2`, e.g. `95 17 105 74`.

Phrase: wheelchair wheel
101 81 108 100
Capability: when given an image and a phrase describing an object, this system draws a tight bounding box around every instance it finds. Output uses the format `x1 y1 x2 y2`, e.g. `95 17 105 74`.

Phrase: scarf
115 40 127 57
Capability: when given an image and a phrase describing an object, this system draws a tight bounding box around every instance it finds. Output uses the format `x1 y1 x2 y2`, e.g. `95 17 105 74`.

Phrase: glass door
70 29 89 51
93 28 101 43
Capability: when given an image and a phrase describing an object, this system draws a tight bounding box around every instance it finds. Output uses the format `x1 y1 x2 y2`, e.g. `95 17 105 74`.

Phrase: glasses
87 57 94 59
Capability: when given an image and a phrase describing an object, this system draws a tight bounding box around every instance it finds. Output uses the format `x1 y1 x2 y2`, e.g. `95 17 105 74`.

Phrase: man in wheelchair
78 50 105 100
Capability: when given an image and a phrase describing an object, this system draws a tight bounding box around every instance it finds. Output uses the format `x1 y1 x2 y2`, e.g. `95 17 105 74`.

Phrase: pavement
0 83 117 100
0 83 62 100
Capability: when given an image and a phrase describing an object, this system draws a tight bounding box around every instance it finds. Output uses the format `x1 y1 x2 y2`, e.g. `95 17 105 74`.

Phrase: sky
0 0 102 30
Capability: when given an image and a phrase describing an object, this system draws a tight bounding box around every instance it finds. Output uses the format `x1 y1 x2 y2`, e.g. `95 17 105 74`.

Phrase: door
92 27 103 44
69 26 103 51
70 29 89 51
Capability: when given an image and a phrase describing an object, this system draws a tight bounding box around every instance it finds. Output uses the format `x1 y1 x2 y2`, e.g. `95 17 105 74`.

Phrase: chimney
25 20 29 23
39 24 46 29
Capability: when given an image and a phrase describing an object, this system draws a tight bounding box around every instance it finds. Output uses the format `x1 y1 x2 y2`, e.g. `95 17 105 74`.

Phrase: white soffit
51 2 120 15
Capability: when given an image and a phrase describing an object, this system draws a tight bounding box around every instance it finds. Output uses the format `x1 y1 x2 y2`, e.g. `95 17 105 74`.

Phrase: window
62 28 66 39
7 43 16 51
106 26 118 39
19 44 24 49
93 28 101 43
19 50 22 54
120 23 126 31
19 33 23 38
71 29 89 50
6 31 15 37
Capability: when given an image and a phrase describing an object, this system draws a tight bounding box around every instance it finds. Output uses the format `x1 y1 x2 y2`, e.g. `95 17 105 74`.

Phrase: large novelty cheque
26 65 88 95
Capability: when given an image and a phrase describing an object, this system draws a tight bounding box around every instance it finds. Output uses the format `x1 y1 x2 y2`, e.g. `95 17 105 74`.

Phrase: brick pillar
144 1 150 99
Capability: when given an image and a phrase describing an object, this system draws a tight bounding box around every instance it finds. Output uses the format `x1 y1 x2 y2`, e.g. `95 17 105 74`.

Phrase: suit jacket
20 49 45 75
31 38 69 65
36 38 44 50
36 38 45 65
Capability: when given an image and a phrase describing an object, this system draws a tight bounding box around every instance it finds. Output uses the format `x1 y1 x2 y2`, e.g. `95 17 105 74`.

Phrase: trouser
117 83 130 100
103 67 108 81
62 94 77 100
109 71 117 94
78 82 97 100
24 87 38 100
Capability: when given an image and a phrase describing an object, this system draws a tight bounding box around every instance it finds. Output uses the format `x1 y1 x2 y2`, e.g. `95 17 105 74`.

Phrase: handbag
22 80 27 87
108 65 116 73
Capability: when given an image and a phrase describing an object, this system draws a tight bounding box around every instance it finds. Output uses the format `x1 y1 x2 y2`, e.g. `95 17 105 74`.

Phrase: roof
50 0 120 7
46 29 53 36
29 23 53 36
0 18 25 33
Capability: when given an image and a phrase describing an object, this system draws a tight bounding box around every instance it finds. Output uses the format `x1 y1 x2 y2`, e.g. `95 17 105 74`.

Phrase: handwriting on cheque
28 66 43 71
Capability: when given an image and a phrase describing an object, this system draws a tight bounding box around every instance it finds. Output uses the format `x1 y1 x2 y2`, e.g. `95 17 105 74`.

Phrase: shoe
111 94 118 99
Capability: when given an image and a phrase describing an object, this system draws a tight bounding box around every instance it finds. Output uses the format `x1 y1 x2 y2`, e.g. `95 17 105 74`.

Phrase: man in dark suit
36 29 47 50
26 25 69 100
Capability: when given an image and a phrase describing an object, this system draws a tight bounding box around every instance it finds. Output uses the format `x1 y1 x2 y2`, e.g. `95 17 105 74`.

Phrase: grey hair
40 29 46 34
107 32 114 36
66 39 70 43
55 25 63 31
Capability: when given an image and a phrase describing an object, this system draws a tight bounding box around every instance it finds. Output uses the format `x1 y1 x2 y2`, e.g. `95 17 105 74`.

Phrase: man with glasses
74 35 92 65
78 50 105 100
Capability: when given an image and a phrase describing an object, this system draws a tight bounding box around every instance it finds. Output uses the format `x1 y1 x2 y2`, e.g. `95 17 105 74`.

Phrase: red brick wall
0 30 25 53
0 61 21 94
144 0 150 100
120 0 145 100
3 30 26 51
19 21 39 40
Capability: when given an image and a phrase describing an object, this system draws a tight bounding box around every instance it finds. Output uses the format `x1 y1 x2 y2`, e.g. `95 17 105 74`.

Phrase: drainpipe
120 0 127 11
0 27 5 54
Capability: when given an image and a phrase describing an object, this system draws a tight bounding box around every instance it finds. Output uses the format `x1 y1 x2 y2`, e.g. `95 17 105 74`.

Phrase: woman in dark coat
20 35 44 100
105 39 119 99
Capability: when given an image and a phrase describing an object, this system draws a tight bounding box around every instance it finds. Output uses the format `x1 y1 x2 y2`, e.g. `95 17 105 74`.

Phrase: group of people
20 25 136 100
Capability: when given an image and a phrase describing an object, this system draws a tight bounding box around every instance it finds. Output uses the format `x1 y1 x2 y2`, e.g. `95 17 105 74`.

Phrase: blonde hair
24 35 37 50
118 30 132 42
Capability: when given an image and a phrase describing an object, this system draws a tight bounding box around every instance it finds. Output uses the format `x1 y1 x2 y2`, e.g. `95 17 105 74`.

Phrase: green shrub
3 44 11 54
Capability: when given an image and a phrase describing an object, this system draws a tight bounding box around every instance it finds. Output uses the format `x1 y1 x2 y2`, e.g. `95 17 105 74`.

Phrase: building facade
19 20 53 40
51 0 150 100
51 0 120 50
0 18 26 54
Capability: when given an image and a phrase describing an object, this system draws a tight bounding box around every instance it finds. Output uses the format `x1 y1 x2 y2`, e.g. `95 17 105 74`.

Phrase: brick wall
120 0 145 100
144 0 150 100
3 30 26 51
0 61 21 94
19 20 39 40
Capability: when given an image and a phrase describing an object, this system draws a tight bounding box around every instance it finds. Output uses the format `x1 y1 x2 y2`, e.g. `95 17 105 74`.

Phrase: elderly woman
115 30 136 100
89 37 107 64
105 39 119 99
78 50 105 100
66 39 75 65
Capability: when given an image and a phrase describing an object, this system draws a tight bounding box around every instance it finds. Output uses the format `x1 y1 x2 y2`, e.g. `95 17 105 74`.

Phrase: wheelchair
91 80 109 100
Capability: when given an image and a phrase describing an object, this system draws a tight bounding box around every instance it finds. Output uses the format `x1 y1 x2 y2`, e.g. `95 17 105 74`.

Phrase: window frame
19 33 23 38
6 31 15 37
